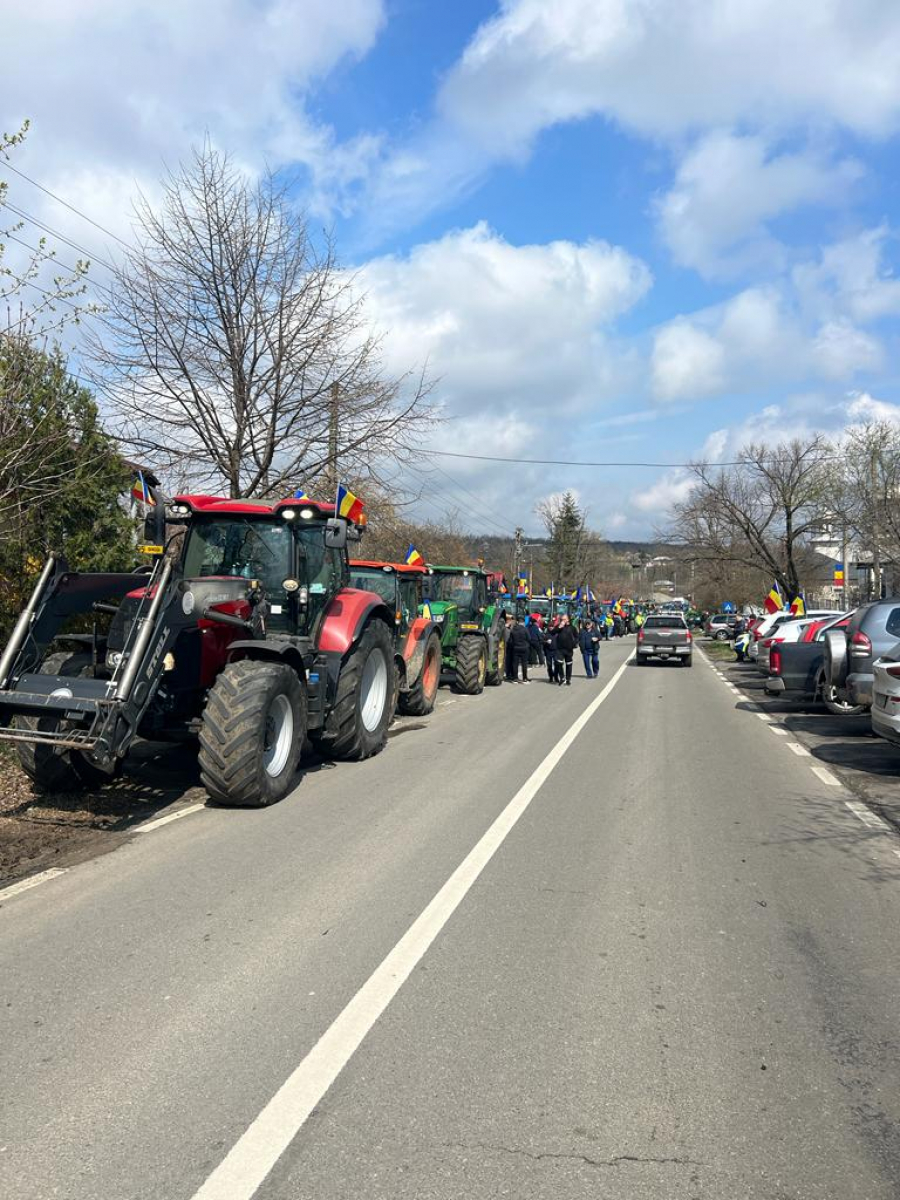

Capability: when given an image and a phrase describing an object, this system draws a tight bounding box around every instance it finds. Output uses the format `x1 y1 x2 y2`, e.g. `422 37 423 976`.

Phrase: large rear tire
453 634 487 695
324 621 394 760
16 651 110 792
199 661 306 807
399 630 442 717
485 630 505 687
817 670 865 716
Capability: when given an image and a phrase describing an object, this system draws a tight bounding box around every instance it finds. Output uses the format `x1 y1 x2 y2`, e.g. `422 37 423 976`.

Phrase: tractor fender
400 617 440 689
317 589 393 656
226 639 308 677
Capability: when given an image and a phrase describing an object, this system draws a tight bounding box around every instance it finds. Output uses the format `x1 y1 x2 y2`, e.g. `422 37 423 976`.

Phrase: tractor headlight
281 508 297 521
169 503 191 517
299 508 314 519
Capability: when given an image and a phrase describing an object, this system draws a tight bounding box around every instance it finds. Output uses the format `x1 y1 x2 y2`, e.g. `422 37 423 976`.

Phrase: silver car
871 649 900 745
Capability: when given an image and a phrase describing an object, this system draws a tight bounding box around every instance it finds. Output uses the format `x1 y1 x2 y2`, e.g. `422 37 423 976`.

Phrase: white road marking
768 727 788 736
135 803 206 833
844 799 891 831
787 742 811 756
756 712 774 723
189 655 635 1200
0 867 67 903
811 766 842 788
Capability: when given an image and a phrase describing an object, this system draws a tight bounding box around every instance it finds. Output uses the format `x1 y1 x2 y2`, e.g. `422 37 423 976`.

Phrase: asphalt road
2 638 900 1199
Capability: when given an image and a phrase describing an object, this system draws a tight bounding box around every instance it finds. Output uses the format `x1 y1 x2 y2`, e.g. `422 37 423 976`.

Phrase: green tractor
423 565 506 694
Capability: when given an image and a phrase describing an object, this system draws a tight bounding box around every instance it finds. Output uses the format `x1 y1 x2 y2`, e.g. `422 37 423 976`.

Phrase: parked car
636 613 693 666
750 609 842 662
765 614 861 713
825 599 900 711
705 613 738 640
755 614 833 675
871 649 900 745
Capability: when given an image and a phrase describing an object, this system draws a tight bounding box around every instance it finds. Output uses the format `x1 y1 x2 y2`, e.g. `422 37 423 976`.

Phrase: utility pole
871 448 882 600
513 527 523 581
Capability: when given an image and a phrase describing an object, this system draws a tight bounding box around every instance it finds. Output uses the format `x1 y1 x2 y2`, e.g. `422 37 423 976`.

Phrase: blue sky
5 0 900 539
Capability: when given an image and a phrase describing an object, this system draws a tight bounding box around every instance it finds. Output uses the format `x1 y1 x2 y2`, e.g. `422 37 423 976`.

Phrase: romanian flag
405 544 424 567
790 594 806 617
613 598 624 615
131 470 155 507
293 487 310 500
834 564 844 588
764 582 785 614
336 483 365 523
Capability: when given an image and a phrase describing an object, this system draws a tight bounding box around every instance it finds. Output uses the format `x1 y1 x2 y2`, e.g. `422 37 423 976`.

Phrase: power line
423 448 843 470
2 160 132 248
4 230 101 280
4 203 117 272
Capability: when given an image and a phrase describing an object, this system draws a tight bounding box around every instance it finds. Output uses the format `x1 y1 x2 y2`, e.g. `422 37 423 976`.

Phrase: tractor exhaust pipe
115 559 173 702
0 555 57 689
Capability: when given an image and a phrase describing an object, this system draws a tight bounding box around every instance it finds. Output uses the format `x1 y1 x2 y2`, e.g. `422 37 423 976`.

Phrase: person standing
555 614 577 686
504 613 516 681
543 617 559 683
528 614 545 667
509 615 531 683
579 619 600 678
604 612 614 640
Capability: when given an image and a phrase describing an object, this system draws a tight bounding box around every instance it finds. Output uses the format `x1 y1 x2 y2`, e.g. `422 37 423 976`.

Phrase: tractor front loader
0 492 398 807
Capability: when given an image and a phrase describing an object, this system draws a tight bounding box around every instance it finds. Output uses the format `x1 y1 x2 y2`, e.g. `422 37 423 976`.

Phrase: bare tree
88 143 434 499
667 437 833 599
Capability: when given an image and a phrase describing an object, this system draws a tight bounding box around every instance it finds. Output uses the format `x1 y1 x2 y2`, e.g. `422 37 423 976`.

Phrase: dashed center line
787 742 811 756
845 799 891 831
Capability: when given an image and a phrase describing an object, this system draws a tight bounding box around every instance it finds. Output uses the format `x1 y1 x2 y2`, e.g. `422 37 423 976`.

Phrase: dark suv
824 599 900 710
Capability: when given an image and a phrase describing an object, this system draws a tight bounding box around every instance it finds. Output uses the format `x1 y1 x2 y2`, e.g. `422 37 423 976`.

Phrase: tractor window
183 519 292 596
349 569 396 607
431 573 475 610
399 577 419 630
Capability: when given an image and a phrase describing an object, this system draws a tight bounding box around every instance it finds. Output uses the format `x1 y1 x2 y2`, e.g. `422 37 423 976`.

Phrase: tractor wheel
199 661 306 807
323 620 394 760
453 634 487 695
485 631 505 687
399 631 442 717
16 651 110 792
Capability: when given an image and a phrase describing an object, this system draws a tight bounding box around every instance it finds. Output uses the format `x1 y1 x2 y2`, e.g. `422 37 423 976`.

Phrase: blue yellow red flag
405 544 424 566
131 470 155 507
764 582 785 614
336 483 365 523
293 487 310 500
789 593 806 616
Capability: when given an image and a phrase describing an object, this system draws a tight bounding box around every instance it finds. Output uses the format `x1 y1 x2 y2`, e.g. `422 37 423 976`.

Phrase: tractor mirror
143 503 166 549
324 518 346 549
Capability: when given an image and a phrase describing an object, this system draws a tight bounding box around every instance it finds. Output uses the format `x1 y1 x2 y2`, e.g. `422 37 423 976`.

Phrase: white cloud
651 321 726 402
650 265 888 403
793 227 900 324
439 0 900 155
359 221 651 418
2 0 386 245
656 131 862 278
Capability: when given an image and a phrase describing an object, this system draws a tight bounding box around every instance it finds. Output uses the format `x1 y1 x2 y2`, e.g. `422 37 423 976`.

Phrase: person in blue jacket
578 619 600 678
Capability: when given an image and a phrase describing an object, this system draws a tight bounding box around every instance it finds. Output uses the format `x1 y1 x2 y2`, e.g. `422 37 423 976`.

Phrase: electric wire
2 160 132 248
4 202 117 272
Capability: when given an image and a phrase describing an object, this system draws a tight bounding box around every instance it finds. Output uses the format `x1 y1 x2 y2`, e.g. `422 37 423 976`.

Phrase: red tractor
348 560 443 716
0 490 397 806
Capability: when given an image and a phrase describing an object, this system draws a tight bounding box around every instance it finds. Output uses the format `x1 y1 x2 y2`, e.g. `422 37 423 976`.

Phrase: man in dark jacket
527 616 545 666
578 619 600 678
555 615 577 686
509 616 531 682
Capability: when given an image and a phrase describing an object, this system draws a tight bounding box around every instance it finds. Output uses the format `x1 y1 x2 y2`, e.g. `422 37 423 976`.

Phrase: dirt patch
0 742 206 887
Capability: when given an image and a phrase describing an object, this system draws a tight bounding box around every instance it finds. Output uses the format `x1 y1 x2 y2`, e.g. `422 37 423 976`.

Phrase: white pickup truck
636 614 693 667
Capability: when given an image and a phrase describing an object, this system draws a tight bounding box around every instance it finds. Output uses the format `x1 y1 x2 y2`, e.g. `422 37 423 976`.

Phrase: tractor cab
348 560 423 633
423 565 489 629
171 496 353 638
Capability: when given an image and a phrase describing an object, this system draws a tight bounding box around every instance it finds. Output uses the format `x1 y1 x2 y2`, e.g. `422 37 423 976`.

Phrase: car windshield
349 569 396 606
